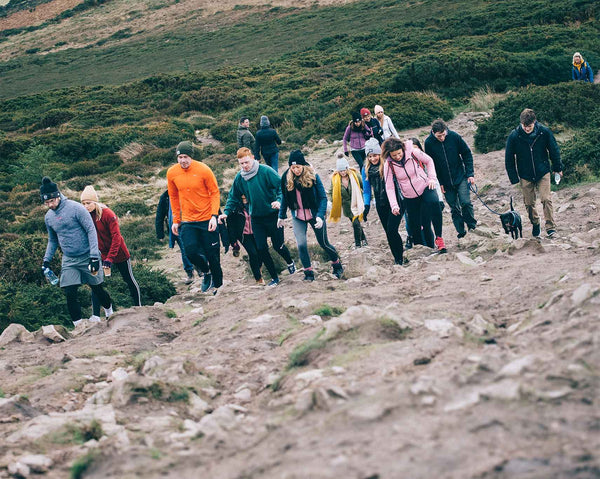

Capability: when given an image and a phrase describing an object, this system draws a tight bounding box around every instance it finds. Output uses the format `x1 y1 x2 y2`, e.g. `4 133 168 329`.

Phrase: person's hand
42 261 51 271
344 151 349 157
392 206 401 216
88 258 100 274
428 179 437 190
171 223 180 236
314 217 323 229
271 201 281 210
467 176 475 185
440 185 446 194
277 218 285 228
218 214 227 224
103 260 112 268
208 216 217 232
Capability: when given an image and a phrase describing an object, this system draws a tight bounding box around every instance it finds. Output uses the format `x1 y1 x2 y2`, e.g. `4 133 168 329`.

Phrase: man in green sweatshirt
219 148 295 286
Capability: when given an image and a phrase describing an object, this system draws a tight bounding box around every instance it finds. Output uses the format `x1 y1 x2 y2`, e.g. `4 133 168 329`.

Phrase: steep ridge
0 113 598 478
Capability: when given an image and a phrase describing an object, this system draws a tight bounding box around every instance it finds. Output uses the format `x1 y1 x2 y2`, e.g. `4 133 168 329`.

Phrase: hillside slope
0 114 598 478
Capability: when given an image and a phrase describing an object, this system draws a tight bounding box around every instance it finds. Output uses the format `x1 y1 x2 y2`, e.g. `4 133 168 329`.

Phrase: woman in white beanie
374 105 399 140
81 186 141 320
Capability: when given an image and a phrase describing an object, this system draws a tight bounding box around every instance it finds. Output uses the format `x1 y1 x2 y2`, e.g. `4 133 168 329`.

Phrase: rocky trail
0 113 599 478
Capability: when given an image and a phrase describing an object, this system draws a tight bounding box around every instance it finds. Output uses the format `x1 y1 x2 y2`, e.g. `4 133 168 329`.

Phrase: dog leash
468 183 504 216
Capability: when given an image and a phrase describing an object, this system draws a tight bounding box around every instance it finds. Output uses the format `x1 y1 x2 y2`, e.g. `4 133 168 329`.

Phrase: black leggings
376 202 404 264
241 233 263 281
251 213 293 280
91 259 141 316
350 150 366 170
180 221 223 288
64 283 112 322
404 188 443 248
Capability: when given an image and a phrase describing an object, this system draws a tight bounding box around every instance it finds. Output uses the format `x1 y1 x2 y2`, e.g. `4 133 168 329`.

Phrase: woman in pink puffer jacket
380 137 447 253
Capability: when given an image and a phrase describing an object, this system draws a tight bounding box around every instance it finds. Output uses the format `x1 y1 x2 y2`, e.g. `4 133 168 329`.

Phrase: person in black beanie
40 177 113 327
278 150 343 281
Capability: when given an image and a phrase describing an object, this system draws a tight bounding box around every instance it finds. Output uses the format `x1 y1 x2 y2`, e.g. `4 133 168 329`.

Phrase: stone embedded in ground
424 319 464 338
498 355 537 377
111 367 129 381
465 314 493 336
8 461 30 478
444 391 480 412
591 260 600 275
348 401 387 421
41 325 69 343
455 252 482 266
17 454 53 473
478 380 521 401
571 283 597 307
300 315 323 325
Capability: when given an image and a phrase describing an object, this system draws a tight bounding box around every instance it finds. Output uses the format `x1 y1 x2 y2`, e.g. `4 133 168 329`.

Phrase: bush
111 200 151 217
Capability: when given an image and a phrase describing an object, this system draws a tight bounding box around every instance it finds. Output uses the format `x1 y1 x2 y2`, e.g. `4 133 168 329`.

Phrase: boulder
0 324 35 347
18 454 53 473
41 325 69 343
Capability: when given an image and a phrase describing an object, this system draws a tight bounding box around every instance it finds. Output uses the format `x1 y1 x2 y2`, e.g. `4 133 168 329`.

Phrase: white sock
104 305 113 318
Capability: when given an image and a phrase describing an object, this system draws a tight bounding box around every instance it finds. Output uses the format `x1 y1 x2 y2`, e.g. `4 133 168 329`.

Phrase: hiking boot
405 236 413 250
287 262 296 275
332 262 344 279
208 286 219 296
434 236 447 253
88 315 101 323
184 271 194 285
547 229 556 238
457 231 467 239
256 278 265 285
267 278 280 287
201 273 213 292
232 242 240 257
532 223 541 237
394 257 409 266
303 270 315 282
361 238 369 247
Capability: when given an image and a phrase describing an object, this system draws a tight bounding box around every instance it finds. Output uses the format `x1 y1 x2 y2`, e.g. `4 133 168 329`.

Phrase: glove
363 204 370 222
277 218 285 229
314 217 323 229
103 260 112 268
89 258 100 274
344 151 349 157
42 261 51 270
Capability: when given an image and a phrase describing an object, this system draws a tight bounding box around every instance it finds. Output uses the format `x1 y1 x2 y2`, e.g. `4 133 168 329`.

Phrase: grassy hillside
0 0 599 332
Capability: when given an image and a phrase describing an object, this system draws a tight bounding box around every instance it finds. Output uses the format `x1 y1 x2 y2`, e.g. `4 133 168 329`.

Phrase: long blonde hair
286 165 316 191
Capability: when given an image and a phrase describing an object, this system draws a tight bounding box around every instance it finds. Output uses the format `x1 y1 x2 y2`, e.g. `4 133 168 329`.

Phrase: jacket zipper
529 134 540 179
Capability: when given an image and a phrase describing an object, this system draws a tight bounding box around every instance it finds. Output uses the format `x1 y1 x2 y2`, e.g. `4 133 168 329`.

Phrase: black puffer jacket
424 129 474 189
505 122 563 184
254 126 282 159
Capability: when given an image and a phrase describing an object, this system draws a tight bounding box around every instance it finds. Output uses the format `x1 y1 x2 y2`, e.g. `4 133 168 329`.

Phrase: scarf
241 160 260 181
329 169 364 222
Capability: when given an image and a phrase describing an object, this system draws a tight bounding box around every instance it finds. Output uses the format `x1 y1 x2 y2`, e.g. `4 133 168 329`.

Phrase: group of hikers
40 102 564 327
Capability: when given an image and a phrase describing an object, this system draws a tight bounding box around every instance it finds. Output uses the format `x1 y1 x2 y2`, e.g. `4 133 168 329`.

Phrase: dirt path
0 113 598 478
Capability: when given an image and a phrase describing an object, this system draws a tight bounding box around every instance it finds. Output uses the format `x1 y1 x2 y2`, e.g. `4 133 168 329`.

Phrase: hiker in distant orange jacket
167 141 222 294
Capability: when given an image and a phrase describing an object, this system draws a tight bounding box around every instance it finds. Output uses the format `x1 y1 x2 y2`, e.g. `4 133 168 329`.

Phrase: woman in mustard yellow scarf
329 154 367 247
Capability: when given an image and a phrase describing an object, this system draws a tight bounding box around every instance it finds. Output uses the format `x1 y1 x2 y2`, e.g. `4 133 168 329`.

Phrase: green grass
313 304 345 319
71 451 98 479
287 329 327 370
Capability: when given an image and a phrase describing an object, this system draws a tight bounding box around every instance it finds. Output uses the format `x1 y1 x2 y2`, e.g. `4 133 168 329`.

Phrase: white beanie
80 185 99 202
336 157 349 171
374 104 384 114
365 138 382 155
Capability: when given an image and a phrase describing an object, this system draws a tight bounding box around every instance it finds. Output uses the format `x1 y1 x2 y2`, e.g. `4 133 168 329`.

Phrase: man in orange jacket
167 141 222 294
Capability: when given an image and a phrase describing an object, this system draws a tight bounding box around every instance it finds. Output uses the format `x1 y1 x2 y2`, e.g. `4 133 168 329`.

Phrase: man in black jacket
254 115 282 172
425 119 477 238
505 109 563 238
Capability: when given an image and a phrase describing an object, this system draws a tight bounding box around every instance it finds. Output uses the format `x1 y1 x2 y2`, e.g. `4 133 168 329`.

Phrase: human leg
197 226 223 289
386 212 404 264
443 186 466 236
350 150 365 170
63 285 82 323
519 178 539 227
422 187 443 241
115 259 141 306
266 213 294 265
175 235 194 276
89 283 113 310
311 221 339 262
537 173 555 231
251 215 279 280
241 234 263 281
292 217 311 269
179 223 210 274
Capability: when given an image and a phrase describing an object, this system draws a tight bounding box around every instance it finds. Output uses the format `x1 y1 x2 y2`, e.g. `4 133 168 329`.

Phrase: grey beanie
260 115 270 127
365 138 382 155
336 157 349 171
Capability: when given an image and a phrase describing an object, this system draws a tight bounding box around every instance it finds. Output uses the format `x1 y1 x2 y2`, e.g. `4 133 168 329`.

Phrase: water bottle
554 172 561 185
43 267 59 285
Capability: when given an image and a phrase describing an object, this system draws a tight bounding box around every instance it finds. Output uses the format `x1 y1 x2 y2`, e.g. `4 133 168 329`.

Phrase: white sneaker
88 315 101 323
73 319 86 327
104 305 113 318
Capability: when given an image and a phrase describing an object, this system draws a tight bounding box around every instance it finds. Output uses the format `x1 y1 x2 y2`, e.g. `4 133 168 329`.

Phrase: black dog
500 197 522 239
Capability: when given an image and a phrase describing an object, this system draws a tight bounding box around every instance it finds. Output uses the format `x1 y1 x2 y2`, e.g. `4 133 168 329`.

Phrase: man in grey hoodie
237 117 256 153
41 177 113 326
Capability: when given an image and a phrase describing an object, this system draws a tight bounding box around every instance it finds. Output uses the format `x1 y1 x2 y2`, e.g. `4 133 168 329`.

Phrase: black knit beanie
289 150 308 166
40 177 60 202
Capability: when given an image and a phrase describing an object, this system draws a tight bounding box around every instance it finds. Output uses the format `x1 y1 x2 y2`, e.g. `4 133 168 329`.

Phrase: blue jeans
291 217 338 269
263 151 279 172
443 179 476 235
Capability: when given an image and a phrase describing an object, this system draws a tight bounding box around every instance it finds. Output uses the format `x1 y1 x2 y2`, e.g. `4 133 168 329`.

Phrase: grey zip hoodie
44 194 100 263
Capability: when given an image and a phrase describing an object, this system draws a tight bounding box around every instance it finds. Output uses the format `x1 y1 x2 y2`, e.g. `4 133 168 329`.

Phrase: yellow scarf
329 169 364 222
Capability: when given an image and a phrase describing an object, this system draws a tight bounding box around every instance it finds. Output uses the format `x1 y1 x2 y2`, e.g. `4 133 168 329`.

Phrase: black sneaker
532 223 541 237
547 229 556 238
201 273 213 292
332 262 344 279
457 231 467 239
184 272 194 285
303 270 315 282
405 236 413 250
287 262 296 275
